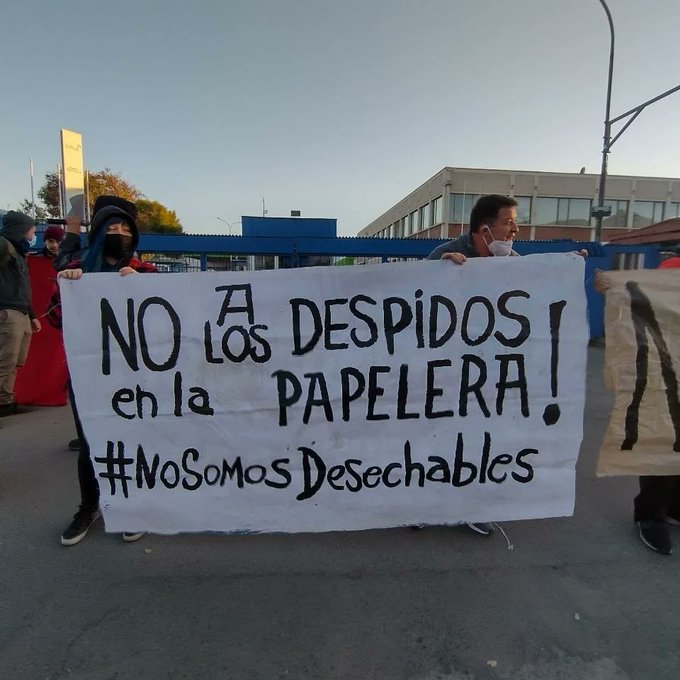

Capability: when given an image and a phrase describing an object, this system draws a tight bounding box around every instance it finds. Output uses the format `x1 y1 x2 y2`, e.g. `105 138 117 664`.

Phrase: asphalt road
1 346 679 680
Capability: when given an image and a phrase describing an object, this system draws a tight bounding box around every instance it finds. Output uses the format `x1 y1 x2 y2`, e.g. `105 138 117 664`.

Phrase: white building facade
359 167 680 243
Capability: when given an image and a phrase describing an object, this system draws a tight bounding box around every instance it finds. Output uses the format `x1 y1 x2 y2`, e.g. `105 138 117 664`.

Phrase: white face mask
488 239 513 256
483 227 513 257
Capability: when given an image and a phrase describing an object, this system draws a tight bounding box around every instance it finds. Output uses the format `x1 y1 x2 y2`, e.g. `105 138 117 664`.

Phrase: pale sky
1 0 679 235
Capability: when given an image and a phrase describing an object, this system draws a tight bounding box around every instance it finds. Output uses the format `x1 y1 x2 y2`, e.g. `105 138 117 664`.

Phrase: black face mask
104 234 133 260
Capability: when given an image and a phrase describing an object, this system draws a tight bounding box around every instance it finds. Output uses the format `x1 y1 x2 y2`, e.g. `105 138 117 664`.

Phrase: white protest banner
597 269 680 476
61 255 587 534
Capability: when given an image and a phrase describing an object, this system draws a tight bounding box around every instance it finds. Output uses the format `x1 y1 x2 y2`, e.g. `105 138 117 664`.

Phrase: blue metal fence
37 231 659 338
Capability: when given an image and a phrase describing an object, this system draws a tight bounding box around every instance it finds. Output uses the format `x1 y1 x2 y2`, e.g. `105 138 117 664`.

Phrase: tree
87 169 142 208
135 199 183 234
36 168 141 217
31 168 182 232
36 172 61 217
17 199 48 220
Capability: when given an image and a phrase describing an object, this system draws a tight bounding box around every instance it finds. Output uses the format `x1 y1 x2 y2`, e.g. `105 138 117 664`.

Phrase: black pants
634 476 680 522
68 381 99 511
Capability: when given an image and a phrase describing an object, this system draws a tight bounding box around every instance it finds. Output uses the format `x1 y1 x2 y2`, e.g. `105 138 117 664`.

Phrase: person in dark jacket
426 195 587 537
423 195 520 536
0 211 41 418
51 195 157 546
595 259 680 555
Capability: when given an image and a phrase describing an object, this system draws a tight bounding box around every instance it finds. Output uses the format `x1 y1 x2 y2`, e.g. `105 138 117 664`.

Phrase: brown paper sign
597 269 680 476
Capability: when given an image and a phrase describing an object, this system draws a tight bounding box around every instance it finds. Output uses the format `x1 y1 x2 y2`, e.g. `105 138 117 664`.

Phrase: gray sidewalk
1 347 678 680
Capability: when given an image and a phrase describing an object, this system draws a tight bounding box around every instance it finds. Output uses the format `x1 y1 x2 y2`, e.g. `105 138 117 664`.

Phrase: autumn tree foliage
32 169 182 233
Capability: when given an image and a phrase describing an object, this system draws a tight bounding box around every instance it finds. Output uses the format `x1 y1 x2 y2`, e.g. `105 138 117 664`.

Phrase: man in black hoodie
0 211 41 418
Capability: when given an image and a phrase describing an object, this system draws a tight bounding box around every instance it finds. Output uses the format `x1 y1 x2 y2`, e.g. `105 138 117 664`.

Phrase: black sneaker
122 532 145 543
465 522 495 536
68 438 81 451
61 507 101 546
637 521 672 555
0 402 31 417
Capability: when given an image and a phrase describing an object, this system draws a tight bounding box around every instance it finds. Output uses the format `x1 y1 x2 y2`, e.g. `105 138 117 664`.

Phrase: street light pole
216 217 233 235
593 0 680 242
593 0 615 242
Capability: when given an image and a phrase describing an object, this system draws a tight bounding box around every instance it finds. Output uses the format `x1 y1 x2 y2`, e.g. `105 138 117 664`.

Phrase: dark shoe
0 403 15 417
409 525 426 531
0 402 31 417
122 532 145 543
637 521 672 555
61 507 101 546
68 438 81 451
465 522 495 536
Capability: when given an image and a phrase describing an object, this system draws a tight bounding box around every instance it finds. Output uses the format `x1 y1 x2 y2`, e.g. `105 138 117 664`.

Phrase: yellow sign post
60 129 85 219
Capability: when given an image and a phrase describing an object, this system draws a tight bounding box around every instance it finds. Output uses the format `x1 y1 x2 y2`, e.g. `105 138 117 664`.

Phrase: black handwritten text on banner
61 256 588 534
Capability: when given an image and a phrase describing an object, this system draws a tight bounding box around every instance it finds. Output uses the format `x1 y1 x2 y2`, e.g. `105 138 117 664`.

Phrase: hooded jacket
48 202 156 329
0 214 35 317
53 204 143 273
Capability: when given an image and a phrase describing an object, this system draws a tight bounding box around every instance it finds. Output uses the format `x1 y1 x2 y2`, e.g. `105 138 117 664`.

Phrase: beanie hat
43 225 65 242
1 211 36 243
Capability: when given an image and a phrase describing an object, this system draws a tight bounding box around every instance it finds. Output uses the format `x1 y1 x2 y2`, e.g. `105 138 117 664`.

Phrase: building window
418 204 429 231
514 196 532 224
566 198 591 225
535 197 558 225
633 200 665 228
668 202 680 219
535 197 592 226
432 196 443 225
409 210 417 235
449 193 481 224
602 200 629 229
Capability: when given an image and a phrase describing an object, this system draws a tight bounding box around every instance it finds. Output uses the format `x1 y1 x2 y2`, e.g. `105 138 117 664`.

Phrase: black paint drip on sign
621 281 680 452
542 300 566 426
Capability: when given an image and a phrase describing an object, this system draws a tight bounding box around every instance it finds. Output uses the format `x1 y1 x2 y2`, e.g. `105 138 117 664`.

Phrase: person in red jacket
50 195 157 546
